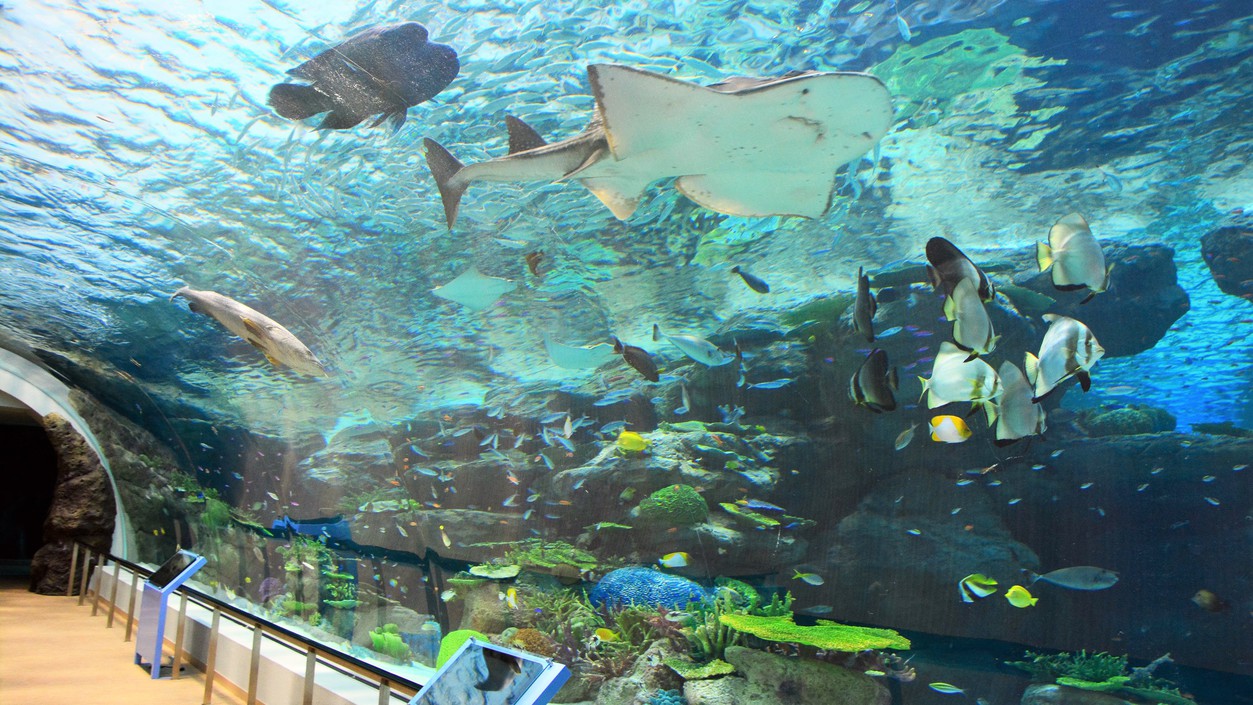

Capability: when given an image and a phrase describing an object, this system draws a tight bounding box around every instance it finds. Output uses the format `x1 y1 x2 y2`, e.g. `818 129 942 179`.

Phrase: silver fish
1037 213 1111 303
171 287 328 377
1025 314 1104 401
1026 566 1119 591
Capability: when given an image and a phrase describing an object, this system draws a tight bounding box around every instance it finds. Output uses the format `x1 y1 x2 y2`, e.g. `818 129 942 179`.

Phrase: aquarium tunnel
0 0 1250 704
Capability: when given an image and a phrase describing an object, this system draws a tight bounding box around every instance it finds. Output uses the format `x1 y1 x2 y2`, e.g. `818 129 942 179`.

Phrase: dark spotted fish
613 337 659 382
268 22 458 131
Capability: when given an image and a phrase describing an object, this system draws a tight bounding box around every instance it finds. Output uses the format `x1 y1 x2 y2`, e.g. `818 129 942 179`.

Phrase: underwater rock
1075 405 1176 437
353 508 528 564
818 472 1040 640
1015 244 1189 357
1020 684 1134 705
298 433 394 490
683 645 889 705
1200 223 1253 302
29 413 117 594
589 567 708 610
593 640 683 705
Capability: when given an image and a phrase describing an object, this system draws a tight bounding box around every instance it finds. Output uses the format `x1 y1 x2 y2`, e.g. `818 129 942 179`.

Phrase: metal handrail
68 540 422 705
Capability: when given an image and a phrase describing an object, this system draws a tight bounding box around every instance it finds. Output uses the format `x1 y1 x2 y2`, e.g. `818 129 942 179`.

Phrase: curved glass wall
1 0 1250 702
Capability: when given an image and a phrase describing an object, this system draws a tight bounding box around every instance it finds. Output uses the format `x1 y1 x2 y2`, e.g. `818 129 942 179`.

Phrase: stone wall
28 413 116 594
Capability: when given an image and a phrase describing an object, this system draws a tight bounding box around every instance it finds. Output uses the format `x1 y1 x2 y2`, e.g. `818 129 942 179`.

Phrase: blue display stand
134 549 206 679
408 638 569 705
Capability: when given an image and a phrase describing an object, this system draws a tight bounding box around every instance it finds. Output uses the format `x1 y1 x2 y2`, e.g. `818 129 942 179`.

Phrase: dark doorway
0 423 57 574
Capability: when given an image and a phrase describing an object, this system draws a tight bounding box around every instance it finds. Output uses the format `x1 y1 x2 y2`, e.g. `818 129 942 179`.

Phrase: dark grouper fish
268 22 458 131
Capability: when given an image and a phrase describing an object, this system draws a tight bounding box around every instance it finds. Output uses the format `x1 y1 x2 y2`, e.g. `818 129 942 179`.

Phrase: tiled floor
0 577 243 705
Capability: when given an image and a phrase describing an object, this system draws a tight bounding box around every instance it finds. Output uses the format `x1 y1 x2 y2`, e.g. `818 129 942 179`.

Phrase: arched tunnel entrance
0 392 57 578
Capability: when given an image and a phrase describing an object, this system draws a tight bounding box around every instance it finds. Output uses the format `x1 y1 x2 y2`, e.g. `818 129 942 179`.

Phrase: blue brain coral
648 689 688 705
589 567 709 610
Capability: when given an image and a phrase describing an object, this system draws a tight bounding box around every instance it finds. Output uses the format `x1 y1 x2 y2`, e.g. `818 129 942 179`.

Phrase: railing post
106 560 121 627
378 677 390 705
125 566 139 641
171 592 189 679
66 542 78 597
77 548 91 605
246 623 263 705
302 648 317 705
91 556 106 616
202 609 221 705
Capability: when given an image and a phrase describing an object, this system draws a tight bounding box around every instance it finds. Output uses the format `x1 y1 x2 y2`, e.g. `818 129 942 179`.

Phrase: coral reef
664 657 735 680
683 646 890 705
1010 650 1191 705
647 689 688 705
503 627 558 658
633 484 709 527
718 614 911 652
590 567 709 610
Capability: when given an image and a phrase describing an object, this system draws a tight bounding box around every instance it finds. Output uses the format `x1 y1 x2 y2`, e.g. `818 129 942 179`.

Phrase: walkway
0 576 243 705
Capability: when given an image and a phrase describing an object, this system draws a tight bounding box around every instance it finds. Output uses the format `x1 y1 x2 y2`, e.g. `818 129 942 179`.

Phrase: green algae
636 484 709 526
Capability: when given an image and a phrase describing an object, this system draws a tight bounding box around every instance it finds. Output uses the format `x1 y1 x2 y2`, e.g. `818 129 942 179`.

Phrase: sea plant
1009 650 1129 683
1009 650 1190 705
718 613 911 652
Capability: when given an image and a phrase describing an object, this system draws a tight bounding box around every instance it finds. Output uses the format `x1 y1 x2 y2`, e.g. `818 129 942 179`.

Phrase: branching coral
1009 650 1190 705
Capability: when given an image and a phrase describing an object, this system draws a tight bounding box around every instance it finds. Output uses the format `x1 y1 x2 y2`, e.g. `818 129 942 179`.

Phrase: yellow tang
930 415 972 443
617 430 650 452
594 627 620 642
1005 584 1038 608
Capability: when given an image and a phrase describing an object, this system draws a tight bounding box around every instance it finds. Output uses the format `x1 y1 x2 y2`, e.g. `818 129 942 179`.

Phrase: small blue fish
738 499 786 513
896 15 912 41
600 420 630 434
540 411 568 424
552 434 575 452
414 467 439 477
878 326 903 338
409 444 429 458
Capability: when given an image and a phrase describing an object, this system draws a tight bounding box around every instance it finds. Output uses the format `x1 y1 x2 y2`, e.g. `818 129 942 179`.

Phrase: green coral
635 484 709 527
779 294 855 328
369 623 411 660
683 591 744 662
468 564 522 579
1010 650 1128 682
1055 677 1193 705
438 629 488 668
1009 650 1190 705
719 614 911 652
664 657 735 680
488 539 599 572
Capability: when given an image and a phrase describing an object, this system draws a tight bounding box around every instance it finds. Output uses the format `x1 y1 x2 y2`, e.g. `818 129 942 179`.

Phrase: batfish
849 348 898 413
424 64 893 228
269 22 458 131
171 287 328 377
